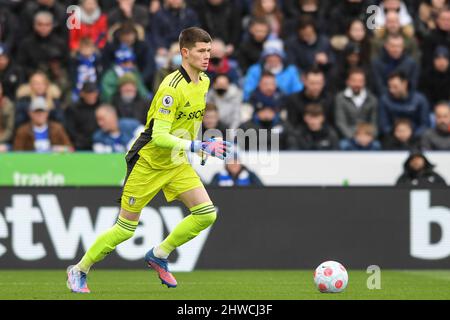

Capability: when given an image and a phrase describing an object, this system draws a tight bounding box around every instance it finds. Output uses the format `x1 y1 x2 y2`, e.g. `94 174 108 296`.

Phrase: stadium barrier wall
1 187 449 270
1 152 450 186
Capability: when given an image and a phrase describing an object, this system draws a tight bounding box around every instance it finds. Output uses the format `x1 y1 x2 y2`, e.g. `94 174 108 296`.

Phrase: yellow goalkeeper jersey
127 66 210 169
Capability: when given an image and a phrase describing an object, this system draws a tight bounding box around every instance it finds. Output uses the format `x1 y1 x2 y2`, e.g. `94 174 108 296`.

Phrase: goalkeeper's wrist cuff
190 140 202 153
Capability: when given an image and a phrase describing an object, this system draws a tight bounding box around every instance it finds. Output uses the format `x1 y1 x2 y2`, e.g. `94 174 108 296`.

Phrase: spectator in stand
330 42 372 94
0 83 14 152
342 19 373 66
196 0 242 56
100 45 150 102
371 34 419 95
371 10 420 62
236 17 270 74
396 150 447 187
238 91 296 151
282 67 333 127
207 73 242 129
210 154 263 186
244 38 303 101
103 21 156 88
373 0 415 38
379 71 431 137
17 11 68 78
0 44 24 100
152 42 182 92
382 118 420 150
111 73 151 124
20 0 67 38
108 0 149 30
415 0 448 40
335 68 378 140
69 37 103 102
151 0 199 55
282 0 326 37
15 71 63 128
292 103 339 150
419 46 450 107
340 122 382 151
64 82 100 151
0 5 19 53
285 15 335 75
93 104 141 153
251 0 284 39
206 38 241 85
421 102 450 150
13 96 73 152
69 0 108 52
201 103 228 140
328 0 369 45
421 8 450 68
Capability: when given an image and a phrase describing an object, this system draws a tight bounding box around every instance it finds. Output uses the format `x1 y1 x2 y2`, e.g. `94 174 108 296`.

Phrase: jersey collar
178 66 203 83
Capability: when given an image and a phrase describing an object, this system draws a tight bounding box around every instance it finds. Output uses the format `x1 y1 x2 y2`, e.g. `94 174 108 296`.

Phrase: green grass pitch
0 270 449 300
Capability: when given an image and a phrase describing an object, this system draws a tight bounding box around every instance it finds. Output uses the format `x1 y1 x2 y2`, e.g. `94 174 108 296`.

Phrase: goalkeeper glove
190 138 231 160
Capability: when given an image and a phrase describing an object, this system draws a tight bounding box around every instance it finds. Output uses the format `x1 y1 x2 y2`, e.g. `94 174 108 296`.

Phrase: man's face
259 75 277 96
435 104 450 132
304 114 324 131
83 0 98 14
257 107 276 121
434 56 449 72
34 16 53 37
437 11 450 32
347 73 365 94
385 37 404 59
305 73 325 98
96 109 117 132
0 55 9 70
29 110 49 126
409 156 425 172
80 91 99 105
385 12 401 34
167 0 184 9
183 42 211 72
299 26 316 43
388 77 408 98
250 23 270 43
394 123 412 142
226 161 242 176
120 83 137 100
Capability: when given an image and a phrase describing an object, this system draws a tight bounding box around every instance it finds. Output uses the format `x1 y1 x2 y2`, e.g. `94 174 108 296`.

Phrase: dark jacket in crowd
292 124 340 150
382 135 420 151
371 48 419 95
238 116 297 151
107 3 150 29
418 66 450 107
64 99 100 151
0 7 19 52
378 91 430 137
111 93 150 125
210 165 263 187
421 28 450 67
281 90 334 127
197 0 241 48
151 5 200 49
285 33 335 72
236 35 266 74
19 0 68 38
0 61 24 100
396 152 447 187
327 0 369 36
17 32 68 77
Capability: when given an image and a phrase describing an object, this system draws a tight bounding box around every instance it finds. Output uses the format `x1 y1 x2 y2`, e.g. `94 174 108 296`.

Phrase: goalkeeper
67 27 231 293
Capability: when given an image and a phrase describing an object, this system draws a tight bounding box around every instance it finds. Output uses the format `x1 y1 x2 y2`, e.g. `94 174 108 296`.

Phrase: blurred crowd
0 0 449 154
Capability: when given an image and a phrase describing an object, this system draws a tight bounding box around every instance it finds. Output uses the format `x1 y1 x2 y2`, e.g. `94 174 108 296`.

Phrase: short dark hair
249 17 270 28
297 15 317 32
388 70 408 82
347 67 366 79
304 66 324 77
179 27 212 50
394 118 413 129
304 103 324 117
205 103 218 113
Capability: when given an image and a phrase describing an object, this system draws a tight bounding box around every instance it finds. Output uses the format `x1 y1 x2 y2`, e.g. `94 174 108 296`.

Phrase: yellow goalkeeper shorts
120 154 204 213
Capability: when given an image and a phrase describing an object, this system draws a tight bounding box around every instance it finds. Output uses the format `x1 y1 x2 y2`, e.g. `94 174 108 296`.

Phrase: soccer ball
313 261 348 293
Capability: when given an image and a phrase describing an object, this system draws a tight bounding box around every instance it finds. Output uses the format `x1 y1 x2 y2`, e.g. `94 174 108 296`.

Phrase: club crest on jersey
162 95 174 107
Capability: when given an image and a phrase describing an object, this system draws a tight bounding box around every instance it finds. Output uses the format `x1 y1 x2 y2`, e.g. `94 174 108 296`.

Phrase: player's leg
66 208 140 293
155 186 216 257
